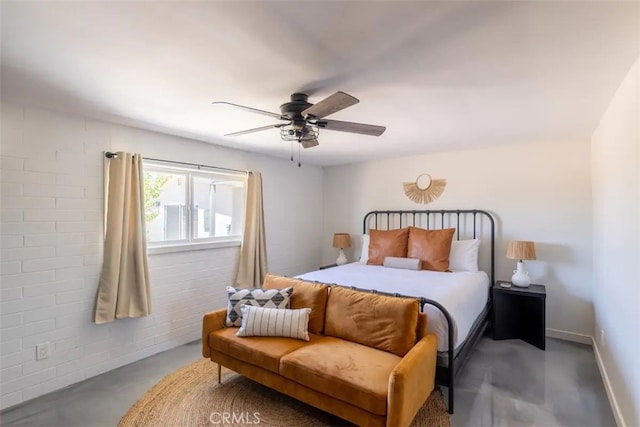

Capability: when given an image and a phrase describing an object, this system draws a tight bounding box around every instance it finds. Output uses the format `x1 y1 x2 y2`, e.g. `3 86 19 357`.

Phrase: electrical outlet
36 342 50 360
600 329 605 347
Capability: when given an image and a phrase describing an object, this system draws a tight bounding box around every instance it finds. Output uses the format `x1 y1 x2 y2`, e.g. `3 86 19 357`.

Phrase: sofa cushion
262 274 328 335
280 336 401 416
209 327 316 374
416 312 428 340
324 286 419 357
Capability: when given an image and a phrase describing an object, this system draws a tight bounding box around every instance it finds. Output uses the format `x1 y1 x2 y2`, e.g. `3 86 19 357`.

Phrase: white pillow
449 239 481 272
359 234 370 263
236 306 311 341
383 257 421 271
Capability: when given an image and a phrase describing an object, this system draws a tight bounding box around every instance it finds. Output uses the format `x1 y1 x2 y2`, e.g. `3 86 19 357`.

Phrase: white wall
591 58 639 427
0 102 323 410
323 140 593 339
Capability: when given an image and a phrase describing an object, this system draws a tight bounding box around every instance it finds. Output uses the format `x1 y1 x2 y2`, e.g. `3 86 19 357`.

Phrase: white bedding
297 262 489 352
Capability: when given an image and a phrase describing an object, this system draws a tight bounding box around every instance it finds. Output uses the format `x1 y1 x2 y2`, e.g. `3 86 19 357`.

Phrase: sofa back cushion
416 312 428 340
324 286 419 357
263 274 329 334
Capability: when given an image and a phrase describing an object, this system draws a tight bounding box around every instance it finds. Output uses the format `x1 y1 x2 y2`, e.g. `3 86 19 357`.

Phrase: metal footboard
420 298 456 414
359 209 496 414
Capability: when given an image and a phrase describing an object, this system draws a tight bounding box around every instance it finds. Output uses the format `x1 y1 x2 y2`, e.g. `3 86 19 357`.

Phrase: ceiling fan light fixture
280 123 319 142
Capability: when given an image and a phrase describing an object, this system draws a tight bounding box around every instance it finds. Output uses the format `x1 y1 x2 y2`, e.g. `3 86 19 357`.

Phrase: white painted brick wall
0 102 323 410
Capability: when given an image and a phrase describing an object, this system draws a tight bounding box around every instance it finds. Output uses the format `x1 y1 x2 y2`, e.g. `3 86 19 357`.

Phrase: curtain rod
104 152 251 175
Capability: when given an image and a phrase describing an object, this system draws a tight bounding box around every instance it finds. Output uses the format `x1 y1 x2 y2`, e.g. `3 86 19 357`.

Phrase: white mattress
297 262 489 352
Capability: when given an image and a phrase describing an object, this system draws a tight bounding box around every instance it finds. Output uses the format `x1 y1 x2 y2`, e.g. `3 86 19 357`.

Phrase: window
143 161 246 252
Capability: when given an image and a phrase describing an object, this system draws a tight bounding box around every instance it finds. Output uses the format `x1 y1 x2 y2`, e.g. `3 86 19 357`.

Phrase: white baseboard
545 328 592 344
592 338 626 427
544 329 625 426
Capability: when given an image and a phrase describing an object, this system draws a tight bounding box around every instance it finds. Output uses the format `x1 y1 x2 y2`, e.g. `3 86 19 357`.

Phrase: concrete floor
0 337 615 427
452 338 615 427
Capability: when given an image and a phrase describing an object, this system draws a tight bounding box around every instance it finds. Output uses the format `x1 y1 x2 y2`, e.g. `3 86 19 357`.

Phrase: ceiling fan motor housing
280 93 313 120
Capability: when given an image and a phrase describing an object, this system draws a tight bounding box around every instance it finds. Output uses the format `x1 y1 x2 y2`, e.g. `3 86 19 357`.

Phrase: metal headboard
362 209 495 296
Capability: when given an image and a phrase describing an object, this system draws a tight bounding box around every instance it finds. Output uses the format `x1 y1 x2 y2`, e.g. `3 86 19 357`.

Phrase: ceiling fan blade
302 91 359 119
225 123 288 137
316 119 386 136
212 102 284 120
301 139 319 149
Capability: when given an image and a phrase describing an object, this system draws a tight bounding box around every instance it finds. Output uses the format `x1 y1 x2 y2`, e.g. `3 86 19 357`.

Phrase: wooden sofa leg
217 364 222 384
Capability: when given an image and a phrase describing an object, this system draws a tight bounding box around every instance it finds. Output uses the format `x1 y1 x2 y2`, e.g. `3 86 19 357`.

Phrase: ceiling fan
212 92 386 149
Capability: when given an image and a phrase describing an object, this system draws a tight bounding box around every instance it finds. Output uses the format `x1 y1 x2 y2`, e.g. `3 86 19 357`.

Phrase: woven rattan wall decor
403 173 446 204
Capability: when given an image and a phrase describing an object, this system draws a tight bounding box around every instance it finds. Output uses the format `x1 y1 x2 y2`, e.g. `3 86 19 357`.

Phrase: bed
297 209 495 414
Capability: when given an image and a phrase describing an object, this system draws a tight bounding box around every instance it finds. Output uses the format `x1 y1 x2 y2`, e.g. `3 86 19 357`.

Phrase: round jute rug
119 358 450 427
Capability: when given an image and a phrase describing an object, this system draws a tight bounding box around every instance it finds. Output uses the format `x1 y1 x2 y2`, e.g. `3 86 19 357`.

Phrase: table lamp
332 233 351 266
506 241 536 287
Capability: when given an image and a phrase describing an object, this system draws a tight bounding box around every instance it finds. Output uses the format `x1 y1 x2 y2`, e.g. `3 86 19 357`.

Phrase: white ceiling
1 1 639 166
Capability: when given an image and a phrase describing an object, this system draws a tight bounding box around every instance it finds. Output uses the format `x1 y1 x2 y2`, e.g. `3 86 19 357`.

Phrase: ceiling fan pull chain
298 139 301 167
290 139 294 162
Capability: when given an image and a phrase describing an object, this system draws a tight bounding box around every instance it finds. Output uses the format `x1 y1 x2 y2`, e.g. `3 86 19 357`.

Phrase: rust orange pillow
407 227 455 272
366 228 409 265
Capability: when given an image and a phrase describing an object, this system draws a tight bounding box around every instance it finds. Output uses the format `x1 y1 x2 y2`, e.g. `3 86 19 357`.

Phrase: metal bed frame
359 209 495 414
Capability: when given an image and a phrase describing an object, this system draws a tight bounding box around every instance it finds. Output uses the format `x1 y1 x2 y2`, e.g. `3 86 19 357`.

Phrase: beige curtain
236 171 268 287
94 152 151 324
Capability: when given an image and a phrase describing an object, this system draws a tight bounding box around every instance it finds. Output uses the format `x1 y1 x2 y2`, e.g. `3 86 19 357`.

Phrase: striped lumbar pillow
236 305 311 341
225 287 292 327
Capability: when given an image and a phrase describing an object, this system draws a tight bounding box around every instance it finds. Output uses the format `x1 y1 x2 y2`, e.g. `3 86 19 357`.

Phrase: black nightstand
319 264 337 270
492 281 546 350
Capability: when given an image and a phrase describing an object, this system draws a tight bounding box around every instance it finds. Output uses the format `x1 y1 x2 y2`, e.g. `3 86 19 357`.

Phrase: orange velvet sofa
202 274 438 427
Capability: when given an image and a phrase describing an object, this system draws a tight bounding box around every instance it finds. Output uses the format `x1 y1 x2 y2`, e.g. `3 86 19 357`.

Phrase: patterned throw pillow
236 306 311 341
225 286 292 327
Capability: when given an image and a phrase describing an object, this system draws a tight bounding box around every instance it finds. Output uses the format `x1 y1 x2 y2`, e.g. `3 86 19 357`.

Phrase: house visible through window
143 161 245 249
